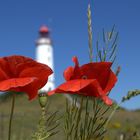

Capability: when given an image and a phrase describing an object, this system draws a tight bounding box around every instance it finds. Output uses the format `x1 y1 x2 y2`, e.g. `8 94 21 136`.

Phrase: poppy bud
38 93 47 108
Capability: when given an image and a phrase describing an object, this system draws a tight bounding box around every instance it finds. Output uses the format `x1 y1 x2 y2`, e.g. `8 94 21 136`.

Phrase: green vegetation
0 94 140 140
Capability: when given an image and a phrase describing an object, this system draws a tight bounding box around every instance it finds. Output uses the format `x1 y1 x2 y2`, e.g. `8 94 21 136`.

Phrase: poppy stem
8 93 15 140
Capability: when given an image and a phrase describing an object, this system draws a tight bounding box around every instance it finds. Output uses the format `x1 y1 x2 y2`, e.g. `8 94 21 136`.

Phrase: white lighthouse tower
36 25 55 92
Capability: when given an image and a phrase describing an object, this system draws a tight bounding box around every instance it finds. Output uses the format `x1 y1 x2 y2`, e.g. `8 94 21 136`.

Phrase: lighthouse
36 25 55 92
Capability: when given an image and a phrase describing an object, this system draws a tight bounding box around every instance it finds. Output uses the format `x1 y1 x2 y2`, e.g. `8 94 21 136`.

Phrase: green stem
40 107 46 125
104 90 140 129
87 4 93 62
104 102 122 129
8 93 15 140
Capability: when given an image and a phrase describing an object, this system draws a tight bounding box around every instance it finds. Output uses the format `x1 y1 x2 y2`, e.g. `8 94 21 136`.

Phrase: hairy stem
8 93 15 140
104 102 121 129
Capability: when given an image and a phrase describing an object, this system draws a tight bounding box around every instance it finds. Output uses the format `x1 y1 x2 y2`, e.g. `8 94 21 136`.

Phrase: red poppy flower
48 56 117 105
0 55 53 100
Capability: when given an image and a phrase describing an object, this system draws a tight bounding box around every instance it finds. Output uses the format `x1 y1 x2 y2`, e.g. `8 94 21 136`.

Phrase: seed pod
38 92 47 108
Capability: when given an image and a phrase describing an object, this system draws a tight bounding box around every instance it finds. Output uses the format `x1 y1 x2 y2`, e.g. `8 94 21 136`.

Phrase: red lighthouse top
39 25 49 34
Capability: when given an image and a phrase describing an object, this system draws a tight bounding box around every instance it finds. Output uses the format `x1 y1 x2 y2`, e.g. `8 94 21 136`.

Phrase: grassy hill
0 94 140 140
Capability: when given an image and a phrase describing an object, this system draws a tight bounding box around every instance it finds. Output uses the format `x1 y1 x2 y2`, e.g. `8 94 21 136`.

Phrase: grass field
0 94 140 140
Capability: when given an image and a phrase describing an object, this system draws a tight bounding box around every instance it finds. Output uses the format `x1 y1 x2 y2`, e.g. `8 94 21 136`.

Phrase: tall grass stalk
8 93 15 140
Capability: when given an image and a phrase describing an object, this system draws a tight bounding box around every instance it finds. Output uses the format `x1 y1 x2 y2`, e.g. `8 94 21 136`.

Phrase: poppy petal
63 66 74 81
48 79 102 96
17 59 52 75
48 79 113 105
69 56 82 79
80 82 113 105
0 67 9 81
1 55 34 77
104 71 117 93
0 77 36 91
81 62 113 89
80 80 104 97
26 89 38 100
0 55 52 100
101 96 113 105
72 56 79 67
81 62 112 78
48 79 93 95
20 83 39 100
63 57 82 81
0 58 12 77
19 65 53 89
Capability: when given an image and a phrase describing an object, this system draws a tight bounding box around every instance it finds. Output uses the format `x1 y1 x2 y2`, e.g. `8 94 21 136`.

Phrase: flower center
82 75 88 79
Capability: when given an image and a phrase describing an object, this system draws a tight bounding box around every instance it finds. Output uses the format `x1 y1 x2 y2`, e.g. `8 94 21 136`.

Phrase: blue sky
0 0 140 109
